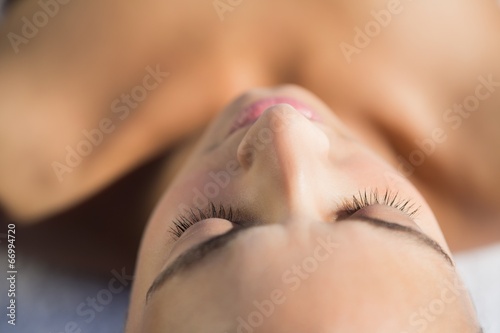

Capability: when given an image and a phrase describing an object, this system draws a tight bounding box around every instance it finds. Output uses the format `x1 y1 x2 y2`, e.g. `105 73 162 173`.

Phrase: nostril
236 138 256 169
236 104 331 171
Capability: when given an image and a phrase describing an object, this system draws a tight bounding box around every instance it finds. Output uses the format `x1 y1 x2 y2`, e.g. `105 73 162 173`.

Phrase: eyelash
337 189 420 220
169 202 241 239
169 189 420 240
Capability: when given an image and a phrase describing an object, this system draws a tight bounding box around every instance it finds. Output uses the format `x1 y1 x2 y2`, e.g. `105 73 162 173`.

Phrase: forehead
207 222 446 293
145 222 455 332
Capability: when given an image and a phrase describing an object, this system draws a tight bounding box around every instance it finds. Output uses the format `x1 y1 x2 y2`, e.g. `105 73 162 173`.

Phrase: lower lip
228 97 322 135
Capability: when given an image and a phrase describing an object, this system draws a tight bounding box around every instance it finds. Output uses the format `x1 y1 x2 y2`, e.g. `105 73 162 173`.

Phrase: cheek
128 171 218 326
139 172 216 271
168 159 246 214
157 169 218 218
144 169 237 265
338 156 394 194
341 155 448 244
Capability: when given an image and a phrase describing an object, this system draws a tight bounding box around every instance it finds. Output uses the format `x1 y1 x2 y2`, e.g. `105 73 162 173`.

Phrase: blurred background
1 0 500 332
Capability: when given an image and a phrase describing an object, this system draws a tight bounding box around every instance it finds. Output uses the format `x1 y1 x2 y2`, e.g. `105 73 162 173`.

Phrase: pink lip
228 97 322 136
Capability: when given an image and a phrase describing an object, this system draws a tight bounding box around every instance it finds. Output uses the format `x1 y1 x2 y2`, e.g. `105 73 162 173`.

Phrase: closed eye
149 215 452 303
169 188 421 240
336 188 420 221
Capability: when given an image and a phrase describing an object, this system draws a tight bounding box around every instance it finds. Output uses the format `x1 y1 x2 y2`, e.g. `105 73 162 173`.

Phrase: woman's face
126 85 477 332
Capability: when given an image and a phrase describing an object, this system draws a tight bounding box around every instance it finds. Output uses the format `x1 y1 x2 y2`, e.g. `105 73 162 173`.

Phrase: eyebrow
146 216 453 303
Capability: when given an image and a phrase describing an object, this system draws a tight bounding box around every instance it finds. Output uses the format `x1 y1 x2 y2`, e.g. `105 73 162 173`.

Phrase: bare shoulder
0 0 277 222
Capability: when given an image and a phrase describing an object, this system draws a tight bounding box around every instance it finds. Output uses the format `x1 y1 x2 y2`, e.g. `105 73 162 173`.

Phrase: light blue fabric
0 253 131 333
456 243 500 333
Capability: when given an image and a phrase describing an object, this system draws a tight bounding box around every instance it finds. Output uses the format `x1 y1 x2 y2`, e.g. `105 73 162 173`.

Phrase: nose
237 104 331 222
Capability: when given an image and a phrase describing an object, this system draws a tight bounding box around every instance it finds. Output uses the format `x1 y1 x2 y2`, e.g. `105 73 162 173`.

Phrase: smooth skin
0 0 500 250
127 86 479 332
0 0 499 331
1 0 500 252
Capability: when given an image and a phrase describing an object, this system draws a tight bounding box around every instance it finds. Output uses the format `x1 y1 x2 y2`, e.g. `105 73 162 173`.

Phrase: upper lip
228 96 322 136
